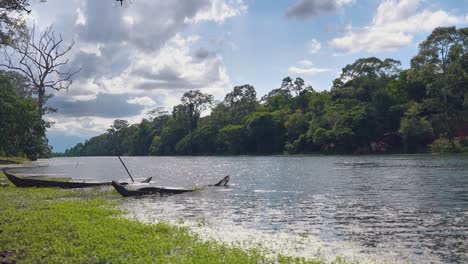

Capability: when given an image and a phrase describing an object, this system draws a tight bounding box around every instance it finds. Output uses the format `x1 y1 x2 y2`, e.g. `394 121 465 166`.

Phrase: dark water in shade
12 155 468 263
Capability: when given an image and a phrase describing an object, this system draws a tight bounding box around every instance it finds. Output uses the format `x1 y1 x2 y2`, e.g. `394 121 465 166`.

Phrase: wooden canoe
3 170 152 189
4 170 110 188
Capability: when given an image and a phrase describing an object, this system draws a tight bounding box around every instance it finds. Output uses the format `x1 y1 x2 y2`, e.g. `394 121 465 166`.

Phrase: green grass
0 156 29 164
0 172 329 264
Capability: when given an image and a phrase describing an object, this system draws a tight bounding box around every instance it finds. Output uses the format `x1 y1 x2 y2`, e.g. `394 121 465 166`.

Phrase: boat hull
3 170 110 188
111 181 194 197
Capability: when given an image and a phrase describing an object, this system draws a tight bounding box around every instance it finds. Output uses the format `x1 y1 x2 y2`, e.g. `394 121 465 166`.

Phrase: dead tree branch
0 24 80 116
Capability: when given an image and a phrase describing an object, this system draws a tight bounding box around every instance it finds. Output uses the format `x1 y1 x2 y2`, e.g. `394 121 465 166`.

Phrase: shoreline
122 198 404 264
51 151 468 158
0 156 30 165
0 172 330 264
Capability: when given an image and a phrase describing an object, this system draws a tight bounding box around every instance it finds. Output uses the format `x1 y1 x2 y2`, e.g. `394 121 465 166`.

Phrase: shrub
429 138 462 154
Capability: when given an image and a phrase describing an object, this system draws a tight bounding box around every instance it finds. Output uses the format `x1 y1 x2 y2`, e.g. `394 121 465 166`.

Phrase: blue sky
18 0 467 152
210 0 467 93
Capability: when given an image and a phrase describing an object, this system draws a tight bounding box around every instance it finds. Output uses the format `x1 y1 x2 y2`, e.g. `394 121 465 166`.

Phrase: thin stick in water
117 156 135 183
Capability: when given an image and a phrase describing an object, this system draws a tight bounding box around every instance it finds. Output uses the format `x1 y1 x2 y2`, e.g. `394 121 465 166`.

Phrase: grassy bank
0 156 29 165
0 173 329 264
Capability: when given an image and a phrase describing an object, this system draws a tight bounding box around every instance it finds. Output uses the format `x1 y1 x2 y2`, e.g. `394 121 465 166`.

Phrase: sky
18 0 468 152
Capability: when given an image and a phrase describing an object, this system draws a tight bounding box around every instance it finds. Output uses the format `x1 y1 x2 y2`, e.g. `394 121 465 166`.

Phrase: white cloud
288 66 330 75
20 0 243 140
75 8 86 26
289 59 330 74
46 33 232 137
329 0 468 53
47 116 115 137
373 0 419 25
337 0 354 4
185 0 247 24
122 15 136 26
299 59 314 66
127 96 156 107
308 39 322 54
98 34 230 97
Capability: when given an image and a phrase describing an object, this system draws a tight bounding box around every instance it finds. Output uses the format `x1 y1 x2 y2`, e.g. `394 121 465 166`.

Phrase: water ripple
15 155 468 263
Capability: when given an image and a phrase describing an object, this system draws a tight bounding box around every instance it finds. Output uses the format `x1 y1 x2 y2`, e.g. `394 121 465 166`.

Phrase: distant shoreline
51 152 468 158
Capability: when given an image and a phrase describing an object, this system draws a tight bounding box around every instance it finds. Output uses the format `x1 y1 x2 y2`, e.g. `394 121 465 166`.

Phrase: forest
62 27 468 156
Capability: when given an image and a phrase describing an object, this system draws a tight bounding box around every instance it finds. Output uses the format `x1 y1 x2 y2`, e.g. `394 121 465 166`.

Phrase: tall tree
105 119 130 155
223 84 257 124
179 90 213 154
181 90 213 130
280 77 313 97
336 57 401 82
332 57 401 102
108 119 130 132
0 25 79 117
410 26 467 141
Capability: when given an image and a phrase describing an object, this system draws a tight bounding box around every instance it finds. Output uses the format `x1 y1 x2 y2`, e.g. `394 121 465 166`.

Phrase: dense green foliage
64 27 468 156
0 172 327 264
0 70 51 159
65 27 468 156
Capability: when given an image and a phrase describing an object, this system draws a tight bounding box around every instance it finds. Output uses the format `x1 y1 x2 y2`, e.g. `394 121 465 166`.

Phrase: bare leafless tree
0 24 80 116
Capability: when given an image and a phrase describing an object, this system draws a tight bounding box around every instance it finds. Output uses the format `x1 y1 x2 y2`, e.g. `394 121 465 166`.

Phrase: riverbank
0 156 29 165
0 172 330 264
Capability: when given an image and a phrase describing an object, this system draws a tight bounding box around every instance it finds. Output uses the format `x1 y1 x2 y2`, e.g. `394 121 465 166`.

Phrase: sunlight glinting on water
14 156 468 263
123 198 415 264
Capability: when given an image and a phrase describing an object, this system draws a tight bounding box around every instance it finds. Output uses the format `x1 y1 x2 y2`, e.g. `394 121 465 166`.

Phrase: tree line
64 27 468 156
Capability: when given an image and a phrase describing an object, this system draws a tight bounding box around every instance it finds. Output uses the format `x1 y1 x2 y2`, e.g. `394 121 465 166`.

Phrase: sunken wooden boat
3 169 152 189
112 181 195 197
112 175 230 197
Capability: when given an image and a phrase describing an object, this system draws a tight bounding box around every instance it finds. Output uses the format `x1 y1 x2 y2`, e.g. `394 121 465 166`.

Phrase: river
10 155 468 263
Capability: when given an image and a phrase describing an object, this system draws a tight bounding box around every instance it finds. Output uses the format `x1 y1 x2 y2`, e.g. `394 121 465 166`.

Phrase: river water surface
11 155 468 263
